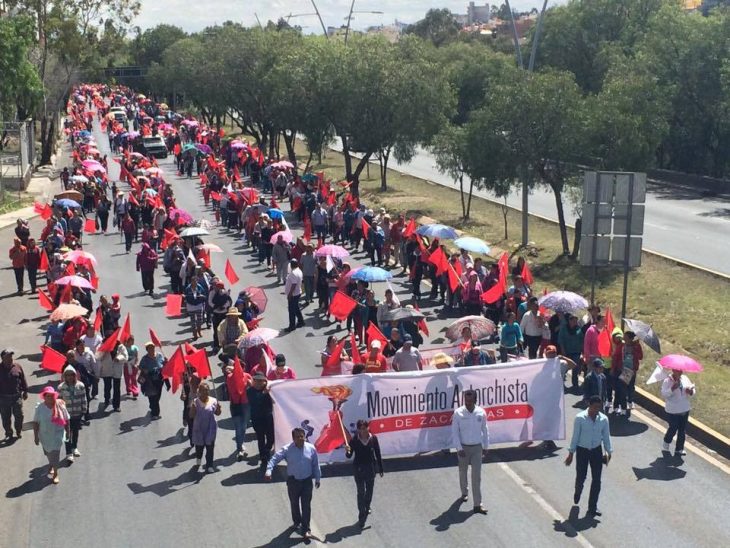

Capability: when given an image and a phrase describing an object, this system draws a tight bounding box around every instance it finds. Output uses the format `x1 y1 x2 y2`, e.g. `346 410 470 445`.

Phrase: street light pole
309 0 329 37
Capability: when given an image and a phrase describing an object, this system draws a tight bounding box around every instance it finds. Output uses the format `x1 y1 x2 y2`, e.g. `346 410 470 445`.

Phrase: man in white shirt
284 259 305 332
451 389 489 514
520 297 543 359
661 369 695 456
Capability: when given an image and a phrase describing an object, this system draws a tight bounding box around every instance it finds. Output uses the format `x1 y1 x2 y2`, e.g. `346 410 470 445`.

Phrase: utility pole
309 0 329 37
344 0 384 44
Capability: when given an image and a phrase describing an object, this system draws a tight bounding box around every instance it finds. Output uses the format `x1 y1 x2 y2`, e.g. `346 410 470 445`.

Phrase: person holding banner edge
451 389 489 514
346 419 384 528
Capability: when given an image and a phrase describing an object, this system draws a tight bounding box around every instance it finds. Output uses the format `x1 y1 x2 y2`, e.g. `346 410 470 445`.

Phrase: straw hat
430 352 454 369
226 306 241 317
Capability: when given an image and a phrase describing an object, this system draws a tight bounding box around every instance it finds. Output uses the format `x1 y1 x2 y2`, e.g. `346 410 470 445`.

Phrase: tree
431 125 475 219
405 8 461 47
0 16 42 120
132 24 186 68
7 0 141 163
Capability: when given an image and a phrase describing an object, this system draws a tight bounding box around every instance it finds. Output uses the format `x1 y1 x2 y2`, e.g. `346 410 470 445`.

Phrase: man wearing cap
248 373 274 465
460 340 497 367
391 335 422 372
583 359 607 407
209 282 233 349
452 389 489 514
284 259 305 332
0 349 28 438
265 427 322 539
363 340 387 373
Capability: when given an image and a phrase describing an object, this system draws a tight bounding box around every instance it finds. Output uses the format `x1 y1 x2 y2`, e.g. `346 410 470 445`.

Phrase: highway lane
332 143 730 275
1 125 729 547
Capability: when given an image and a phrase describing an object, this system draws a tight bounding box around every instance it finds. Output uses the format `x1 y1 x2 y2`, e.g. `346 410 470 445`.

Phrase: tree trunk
351 153 372 197
571 217 582 260
282 131 297 167
502 198 509 240
338 132 353 181
466 178 475 219
39 114 56 165
551 183 571 255
267 128 276 159
459 173 466 219
378 150 390 191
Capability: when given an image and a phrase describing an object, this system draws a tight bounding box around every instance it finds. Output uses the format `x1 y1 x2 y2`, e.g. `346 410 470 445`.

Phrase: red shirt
267 367 296 381
363 353 387 373
226 371 252 404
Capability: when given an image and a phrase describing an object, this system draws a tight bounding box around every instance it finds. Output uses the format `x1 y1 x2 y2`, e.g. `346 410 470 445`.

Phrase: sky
134 0 560 33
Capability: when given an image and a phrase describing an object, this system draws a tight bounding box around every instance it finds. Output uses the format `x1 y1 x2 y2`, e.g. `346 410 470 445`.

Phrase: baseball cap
1 348 15 357
253 373 267 380
592 358 605 368
403 334 413 343
371 340 381 349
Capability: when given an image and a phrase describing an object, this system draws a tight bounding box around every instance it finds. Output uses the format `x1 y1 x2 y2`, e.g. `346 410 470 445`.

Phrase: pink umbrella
658 354 704 373
315 244 349 259
244 286 268 312
55 275 94 290
81 160 104 170
240 187 259 204
199 243 222 253
273 160 294 169
169 208 194 225
269 230 293 245
239 327 278 348
63 250 98 267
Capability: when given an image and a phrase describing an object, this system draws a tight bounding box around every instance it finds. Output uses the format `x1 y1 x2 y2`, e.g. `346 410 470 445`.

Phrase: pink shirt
583 325 601 359
267 367 296 381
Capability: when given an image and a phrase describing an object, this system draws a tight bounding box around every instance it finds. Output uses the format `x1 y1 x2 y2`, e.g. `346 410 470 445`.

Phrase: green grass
0 195 33 216
295 142 730 436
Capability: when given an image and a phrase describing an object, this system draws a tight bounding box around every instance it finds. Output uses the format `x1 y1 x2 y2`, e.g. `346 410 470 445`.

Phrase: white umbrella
179 227 210 238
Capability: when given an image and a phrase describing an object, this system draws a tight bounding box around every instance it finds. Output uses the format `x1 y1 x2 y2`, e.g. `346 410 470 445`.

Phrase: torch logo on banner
311 385 353 453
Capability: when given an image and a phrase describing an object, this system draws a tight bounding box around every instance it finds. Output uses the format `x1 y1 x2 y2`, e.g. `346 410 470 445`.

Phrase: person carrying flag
138 342 168 419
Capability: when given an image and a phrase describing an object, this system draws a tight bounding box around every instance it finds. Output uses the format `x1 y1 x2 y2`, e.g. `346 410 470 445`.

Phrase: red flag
404 217 417 237
187 348 212 378
98 328 121 353
498 252 509 289
246 317 263 331
480 283 504 304
119 313 131 344
39 249 49 271
40 204 52 220
38 288 54 311
149 328 162 348
162 346 185 393
224 259 240 285
198 249 211 269
303 216 312 243
40 345 66 373
230 355 246 398
361 218 371 239
598 307 615 358
350 332 362 364
521 261 534 285
427 247 449 276
90 272 99 290
447 264 461 293
292 196 303 212
366 322 388 348
160 228 176 250
210 191 221 202
128 193 140 207
93 309 102 332
60 283 73 304
184 342 197 355
326 191 337 206
165 294 183 316
65 262 76 276
325 337 347 371
414 304 429 336
84 218 96 234
313 409 350 454
328 290 358 321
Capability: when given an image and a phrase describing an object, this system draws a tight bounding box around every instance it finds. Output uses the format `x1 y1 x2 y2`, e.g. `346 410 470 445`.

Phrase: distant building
365 21 407 43
467 2 491 24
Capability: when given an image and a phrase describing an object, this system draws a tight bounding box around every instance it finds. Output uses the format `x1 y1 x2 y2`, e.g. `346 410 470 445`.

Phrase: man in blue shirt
565 395 613 518
265 427 322 539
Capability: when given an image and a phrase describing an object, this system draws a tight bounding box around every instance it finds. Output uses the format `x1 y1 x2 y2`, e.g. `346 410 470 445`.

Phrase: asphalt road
1 123 729 548
333 143 730 275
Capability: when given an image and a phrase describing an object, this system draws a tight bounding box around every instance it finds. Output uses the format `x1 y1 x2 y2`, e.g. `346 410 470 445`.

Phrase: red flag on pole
98 328 121 353
598 307 615 358
366 322 388 348
324 337 347 372
84 218 96 234
480 282 504 305
224 259 240 285
149 328 162 348
403 217 417 237
414 304 429 336
93 308 102 332
521 261 534 285
37 288 54 311
40 345 66 373
328 291 358 321
350 332 362 364
447 264 461 293
361 218 371 240
60 283 73 304
313 410 350 454
165 294 183 316
498 252 509 289
119 313 132 344
39 249 49 271
230 355 247 398
187 348 212 378
427 247 449 276
303 216 312 243
162 346 186 394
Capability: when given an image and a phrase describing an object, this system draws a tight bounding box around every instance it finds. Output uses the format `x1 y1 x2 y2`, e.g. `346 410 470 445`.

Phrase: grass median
291 143 729 436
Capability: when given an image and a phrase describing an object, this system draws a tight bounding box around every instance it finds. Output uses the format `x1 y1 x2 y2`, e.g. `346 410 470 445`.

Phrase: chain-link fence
0 119 35 203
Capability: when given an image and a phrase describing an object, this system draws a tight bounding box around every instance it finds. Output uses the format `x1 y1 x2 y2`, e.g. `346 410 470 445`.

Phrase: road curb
633 387 730 460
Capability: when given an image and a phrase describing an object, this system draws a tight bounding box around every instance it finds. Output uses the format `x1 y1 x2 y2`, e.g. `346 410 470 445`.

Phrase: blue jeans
231 404 250 452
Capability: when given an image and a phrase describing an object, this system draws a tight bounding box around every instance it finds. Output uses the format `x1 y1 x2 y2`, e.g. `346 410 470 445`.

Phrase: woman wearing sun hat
32 387 70 484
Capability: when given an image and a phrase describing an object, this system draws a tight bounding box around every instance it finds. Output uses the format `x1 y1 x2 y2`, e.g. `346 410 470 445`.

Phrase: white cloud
134 0 559 33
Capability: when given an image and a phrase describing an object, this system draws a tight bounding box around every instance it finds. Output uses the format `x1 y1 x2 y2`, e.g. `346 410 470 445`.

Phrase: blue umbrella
55 198 81 209
267 208 284 220
78 130 91 137
454 236 491 255
416 223 459 240
351 266 393 283
538 291 589 313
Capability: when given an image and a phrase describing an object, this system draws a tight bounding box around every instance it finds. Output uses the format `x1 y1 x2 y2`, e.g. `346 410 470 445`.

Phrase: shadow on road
323 522 364 543
6 465 53 498
127 465 201 496
553 505 599 537
632 456 687 481
251 524 310 548
429 498 475 531
609 418 649 437
118 414 151 434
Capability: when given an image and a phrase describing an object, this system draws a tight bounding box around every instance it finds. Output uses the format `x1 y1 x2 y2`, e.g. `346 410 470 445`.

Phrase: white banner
270 358 565 459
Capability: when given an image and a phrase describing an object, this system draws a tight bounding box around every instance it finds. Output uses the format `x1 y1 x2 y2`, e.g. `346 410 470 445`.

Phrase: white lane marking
631 409 730 476
498 462 595 548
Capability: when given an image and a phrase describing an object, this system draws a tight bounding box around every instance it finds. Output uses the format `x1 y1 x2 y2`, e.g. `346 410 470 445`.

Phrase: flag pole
336 410 351 452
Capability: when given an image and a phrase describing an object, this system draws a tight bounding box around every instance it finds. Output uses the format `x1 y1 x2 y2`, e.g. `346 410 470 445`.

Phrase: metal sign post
580 172 646 323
